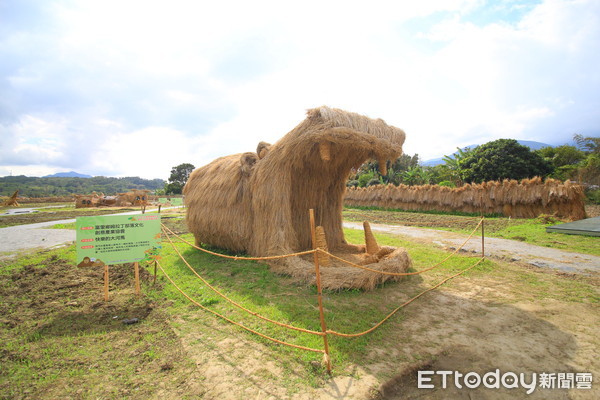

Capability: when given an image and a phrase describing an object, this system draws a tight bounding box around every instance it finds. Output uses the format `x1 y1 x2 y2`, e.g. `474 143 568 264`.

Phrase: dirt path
344 222 600 275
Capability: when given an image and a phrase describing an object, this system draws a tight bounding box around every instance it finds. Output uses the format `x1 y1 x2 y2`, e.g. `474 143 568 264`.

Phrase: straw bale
270 246 411 291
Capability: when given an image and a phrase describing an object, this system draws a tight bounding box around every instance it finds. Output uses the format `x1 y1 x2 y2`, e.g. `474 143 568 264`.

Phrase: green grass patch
49 222 76 230
346 205 503 218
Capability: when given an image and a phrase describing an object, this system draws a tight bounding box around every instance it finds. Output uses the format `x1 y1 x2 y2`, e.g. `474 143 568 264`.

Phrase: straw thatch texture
184 106 411 289
345 178 586 220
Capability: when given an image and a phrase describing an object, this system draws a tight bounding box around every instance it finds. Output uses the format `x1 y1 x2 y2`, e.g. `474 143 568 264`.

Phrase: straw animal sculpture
2 190 20 206
116 189 151 206
74 189 149 208
184 106 412 290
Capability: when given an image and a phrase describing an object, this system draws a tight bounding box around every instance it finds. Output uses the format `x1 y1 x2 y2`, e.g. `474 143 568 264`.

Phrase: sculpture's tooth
363 221 380 255
378 158 387 176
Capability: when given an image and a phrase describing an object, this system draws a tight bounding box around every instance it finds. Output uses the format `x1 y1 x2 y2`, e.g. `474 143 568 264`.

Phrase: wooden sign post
134 262 141 295
104 263 109 301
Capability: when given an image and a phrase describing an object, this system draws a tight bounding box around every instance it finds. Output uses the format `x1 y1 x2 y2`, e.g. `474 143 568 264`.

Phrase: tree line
348 136 600 203
0 175 166 197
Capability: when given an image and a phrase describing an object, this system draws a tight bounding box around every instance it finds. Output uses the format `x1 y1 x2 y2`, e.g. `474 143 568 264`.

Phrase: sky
1 0 599 180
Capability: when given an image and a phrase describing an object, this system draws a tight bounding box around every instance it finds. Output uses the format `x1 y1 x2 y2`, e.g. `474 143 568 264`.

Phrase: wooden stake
134 262 141 295
153 260 158 285
481 217 485 258
480 193 485 258
309 209 332 374
158 204 162 213
104 263 109 301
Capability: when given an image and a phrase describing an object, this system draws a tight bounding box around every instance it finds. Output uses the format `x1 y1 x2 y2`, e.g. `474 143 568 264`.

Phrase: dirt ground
0 257 204 399
0 206 598 399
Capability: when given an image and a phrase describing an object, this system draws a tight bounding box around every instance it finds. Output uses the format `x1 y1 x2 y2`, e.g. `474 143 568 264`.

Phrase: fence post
103 263 109 301
480 194 485 258
309 209 332 374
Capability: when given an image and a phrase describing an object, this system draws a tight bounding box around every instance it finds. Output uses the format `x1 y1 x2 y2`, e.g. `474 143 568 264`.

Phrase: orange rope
161 224 317 260
161 226 323 336
327 257 485 337
156 259 324 354
321 218 483 276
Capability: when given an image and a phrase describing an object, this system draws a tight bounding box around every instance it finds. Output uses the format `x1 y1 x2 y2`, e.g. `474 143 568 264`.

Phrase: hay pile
184 106 412 290
345 178 586 220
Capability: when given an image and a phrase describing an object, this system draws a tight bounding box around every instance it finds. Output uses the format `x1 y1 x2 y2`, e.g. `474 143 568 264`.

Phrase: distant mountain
422 140 553 167
43 171 92 178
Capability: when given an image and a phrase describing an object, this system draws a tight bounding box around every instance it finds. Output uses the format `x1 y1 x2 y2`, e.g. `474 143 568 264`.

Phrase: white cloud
1 0 598 179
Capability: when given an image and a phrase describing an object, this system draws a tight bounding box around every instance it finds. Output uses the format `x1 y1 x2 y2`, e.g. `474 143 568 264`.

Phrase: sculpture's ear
256 141 271 159
240 152 259 176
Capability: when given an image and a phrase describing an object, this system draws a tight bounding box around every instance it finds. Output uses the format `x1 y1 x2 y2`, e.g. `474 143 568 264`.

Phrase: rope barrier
157 214 487 364
161 224 317 260
155 259 325 354
316 218 483 276
162 218 482 277
327 257 486 338
161 225 324 336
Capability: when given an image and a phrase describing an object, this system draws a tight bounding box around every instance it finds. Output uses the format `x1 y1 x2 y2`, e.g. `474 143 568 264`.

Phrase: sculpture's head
247 106 405 254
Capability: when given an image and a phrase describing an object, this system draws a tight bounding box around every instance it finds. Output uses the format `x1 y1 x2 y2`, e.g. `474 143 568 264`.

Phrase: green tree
460 139 553 183
440 146 473 186
570 134 600 186
358 171 376 187
402 166 431 186
536 145 585 181
350 154 419 186
165 163 195 194
574 134 600 154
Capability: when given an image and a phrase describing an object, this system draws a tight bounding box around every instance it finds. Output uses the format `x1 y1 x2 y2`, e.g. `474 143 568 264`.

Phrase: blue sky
1 0 598 179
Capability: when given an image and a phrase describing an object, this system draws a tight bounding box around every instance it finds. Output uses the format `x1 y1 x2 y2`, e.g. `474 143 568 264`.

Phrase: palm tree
442 146 472 186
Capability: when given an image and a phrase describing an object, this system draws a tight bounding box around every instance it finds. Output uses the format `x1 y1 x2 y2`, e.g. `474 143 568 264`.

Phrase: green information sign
76 214 162 266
